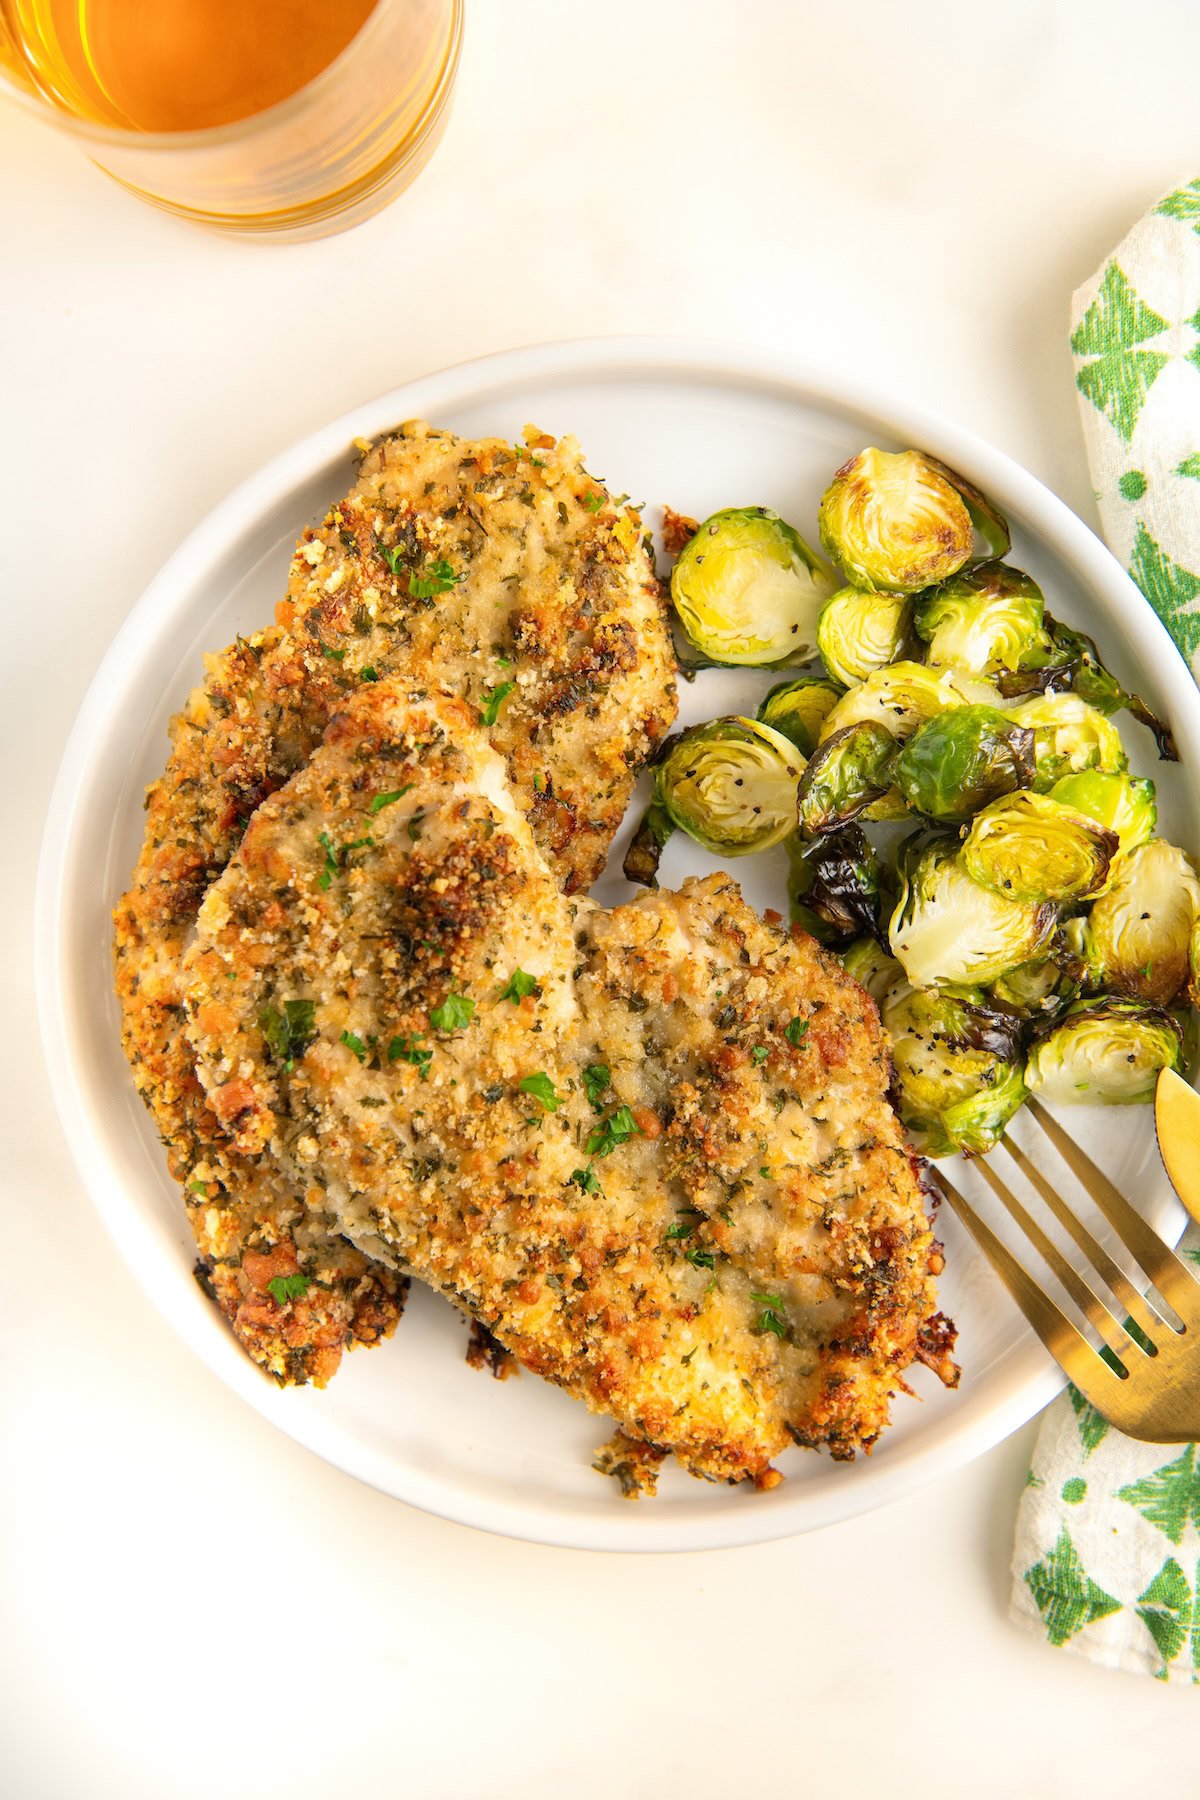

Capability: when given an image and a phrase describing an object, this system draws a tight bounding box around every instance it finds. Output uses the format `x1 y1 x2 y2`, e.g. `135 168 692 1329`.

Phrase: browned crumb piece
466 1318 518 1379
594 1432 669 1499
661 506 700 557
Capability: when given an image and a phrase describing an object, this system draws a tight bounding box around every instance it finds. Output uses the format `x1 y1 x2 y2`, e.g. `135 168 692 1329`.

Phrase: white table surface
4 2 1200 1792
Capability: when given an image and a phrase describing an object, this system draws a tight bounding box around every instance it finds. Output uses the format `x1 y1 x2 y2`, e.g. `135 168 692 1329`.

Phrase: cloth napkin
1009 176 1200 1683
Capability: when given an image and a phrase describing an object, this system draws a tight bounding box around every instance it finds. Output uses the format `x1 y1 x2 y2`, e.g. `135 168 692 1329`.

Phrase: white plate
36 339 1198 1551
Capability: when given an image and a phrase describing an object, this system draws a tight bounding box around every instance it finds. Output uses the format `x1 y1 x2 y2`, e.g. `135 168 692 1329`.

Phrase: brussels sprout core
670 507 833 666
758 676 842 757
1084 839 1200 1007
816 586 911 688
893 705 1036 823
915 561 1044 676
655 716 805 857
962 791 1117 904
889 837 1056 988
1026 999 1185 1105
817 449 974 594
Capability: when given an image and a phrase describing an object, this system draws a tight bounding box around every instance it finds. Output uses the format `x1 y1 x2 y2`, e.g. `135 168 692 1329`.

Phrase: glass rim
0 0 462 153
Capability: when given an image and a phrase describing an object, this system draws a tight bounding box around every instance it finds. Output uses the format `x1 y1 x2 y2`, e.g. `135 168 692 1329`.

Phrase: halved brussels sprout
1046 769 1157 860
787 826 884 944
893 705 1036 823
888 835 1057 988
1008 692 1128 789
840 938 903 1007
1002 615 1178 761
1083 839 1200 1007
796 721 897 835
670 507 834 666
818 660 1000 745
961 790 1117 903
815 586 911 688
883 981 1027 1155
622 796 675 888
757 676 843 757
1025 998 1185 1104
817 449 975 594
914 561 1044 676
990 957 1075 1018
653 716 805 857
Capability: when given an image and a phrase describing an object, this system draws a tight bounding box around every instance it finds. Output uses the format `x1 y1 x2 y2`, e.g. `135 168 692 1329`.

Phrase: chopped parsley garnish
750 1045 769 1066
785 1016 809 1048
569 1167 602 1195
752 1292 789 1339
586 1104 641 1158
188 1179 208 1196
387 1033 433 1079
479 679 516 727
684 1247 715 1270
267 1273 311 1306
759 1166 771 1179
429 991 475 1032
582 491 605 513
360 666 379 682
498 968 538 1004
379 542 408 577
340 1029 373 1062
370 784 414 814
582 1062 611 1111
519 1072 560 1112
407 811 425 842
409 558 461 598
258 998 316 1071
665 1210 699 1240
317 830 339 890
494 653 512 669
320 644 346 661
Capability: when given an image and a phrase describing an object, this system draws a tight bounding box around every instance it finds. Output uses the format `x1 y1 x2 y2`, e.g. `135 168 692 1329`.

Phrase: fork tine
932 1169 1129 1400
997 1134 1168 1342
1026 1098 1196 1312
973 1155 1148 1360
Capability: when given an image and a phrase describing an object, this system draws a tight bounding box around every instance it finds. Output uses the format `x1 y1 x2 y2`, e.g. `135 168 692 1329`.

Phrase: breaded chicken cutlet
182 681 953 1486
113 424 676 1384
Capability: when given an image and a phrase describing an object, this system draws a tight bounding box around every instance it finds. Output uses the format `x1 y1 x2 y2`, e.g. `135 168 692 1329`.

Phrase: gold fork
931 1093 1200 1443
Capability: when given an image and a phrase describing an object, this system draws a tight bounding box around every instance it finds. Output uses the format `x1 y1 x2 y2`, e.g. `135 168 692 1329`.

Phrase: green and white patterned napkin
1010 176 1200 1683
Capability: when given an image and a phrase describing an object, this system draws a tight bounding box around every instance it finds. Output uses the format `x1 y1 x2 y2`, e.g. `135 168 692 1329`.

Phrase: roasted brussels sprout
815 586 912 688
1083 839 1200 1007
818 660 999 744
840 938 903 1007
796 721 897 835
757 675 843 757
961 790 1117 903
653 716 805 857
990 957 1075 1017
888 835 1057 988
883 981 1027 1155
1001 614 1178 761
893 705 1036 823
914 561 1044 676
670 507 833 666
818 449 982 594
1008 693 1127 788
621 796 675 888
1047 769 1157 860
1025 998 1186 1104
787 826 885 943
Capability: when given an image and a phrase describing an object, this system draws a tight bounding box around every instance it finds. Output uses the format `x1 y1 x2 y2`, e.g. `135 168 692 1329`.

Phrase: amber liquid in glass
1 0 379 130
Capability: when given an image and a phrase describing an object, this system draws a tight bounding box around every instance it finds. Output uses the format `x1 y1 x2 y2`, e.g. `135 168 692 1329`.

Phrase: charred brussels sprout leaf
758 675 843 757
622 796 675 888
840 938 903 1006
1009 693 1127 789
888 835 1057 988
787 826 884 944
1026 998 1185 1104
893 705 1036 823
654 716 805 856
670 507 833 666
883 982 1027 1155
914 561 1044 676
1083 839 1200 1007
1003 616 1179 760
816 586 912 688
796 721 897 836
817 449 976 594
961 790 1117 904
1047 769 1156 860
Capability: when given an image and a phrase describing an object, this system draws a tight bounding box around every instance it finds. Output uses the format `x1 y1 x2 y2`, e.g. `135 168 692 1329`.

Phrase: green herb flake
582 491 605 513
407 811 425 842
479 679 516 727
685 1247 715 1270
784 1016 809 1048
752 1292 788 1339
379 542 408 577
258 998 317 1072
188 1179 208 1196
519 1072 560 1112
320 644 346 662
387 1034 433 1079
370 784 414 814
582 1063 611 1112
340 1029 372 1063
751 1045 769 1066
429 991 475 1032
359 666 379 683
317 830 339 890
569 1166 602 1195
586 1104 642 1158
267 1273 312 1306
498 968 539 1004
409 558 461 598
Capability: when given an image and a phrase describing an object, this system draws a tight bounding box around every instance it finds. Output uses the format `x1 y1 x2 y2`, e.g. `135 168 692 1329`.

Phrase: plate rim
34 334 1199 1552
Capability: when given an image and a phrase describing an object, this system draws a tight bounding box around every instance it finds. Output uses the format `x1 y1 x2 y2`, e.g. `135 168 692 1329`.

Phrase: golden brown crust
113 424 677 1383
